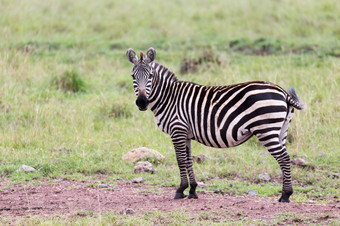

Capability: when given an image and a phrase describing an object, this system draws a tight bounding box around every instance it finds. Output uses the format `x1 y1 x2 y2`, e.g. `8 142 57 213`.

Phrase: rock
197 181 206 188
301 154 308 159
291 158 307 166
125 208 135 215
133 161 154 174
132 177 144 183
258 172 271 182
213 190 224 195
122 147 165 163
292 158 315 170
331 173 339 179
248 190 258 196
54 188 62 193
16 165 36 172
98 184 109 188
193 154 209 163
292 158 316 170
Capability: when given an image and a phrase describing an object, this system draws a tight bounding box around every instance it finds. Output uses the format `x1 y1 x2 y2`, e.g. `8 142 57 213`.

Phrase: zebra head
126 47 156 111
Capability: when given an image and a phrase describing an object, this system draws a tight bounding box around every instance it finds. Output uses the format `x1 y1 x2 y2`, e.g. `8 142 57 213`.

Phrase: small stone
193 154 209 163
248 190 258 196
331 173 339 179
197 181 206 188
258 172 271 182
125 208 135 215
301 154 308 159
132 177 144 183
213 190 224 195
291 158 307 166
98 184 109 188
134 161 154 174
123 147 165 163
16 165 36 172
54 188 62 193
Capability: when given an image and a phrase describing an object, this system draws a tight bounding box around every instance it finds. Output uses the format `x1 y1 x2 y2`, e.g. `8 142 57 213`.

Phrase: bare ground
0 179 339 223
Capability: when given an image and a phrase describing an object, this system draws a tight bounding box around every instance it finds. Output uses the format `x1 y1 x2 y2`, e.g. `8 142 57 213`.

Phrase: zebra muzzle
136 93 149 111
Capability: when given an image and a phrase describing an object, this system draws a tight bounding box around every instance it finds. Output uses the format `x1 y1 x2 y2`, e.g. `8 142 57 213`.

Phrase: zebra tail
287 87 305 110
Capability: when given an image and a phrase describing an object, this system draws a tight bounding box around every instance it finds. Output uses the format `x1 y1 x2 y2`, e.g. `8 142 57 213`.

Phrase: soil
0 179 339 223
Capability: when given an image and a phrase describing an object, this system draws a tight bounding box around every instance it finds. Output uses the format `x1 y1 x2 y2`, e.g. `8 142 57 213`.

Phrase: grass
1 211 339 225
49 68 87 93
0 0 340 224
0 211 250 225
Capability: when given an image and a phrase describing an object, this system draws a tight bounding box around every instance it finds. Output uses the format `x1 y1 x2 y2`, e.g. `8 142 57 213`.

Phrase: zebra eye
149 70 154 78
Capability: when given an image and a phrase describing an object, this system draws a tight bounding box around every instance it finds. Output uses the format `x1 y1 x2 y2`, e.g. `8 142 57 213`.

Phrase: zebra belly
191 131 253 148
191 124 253 148
191 110 286 148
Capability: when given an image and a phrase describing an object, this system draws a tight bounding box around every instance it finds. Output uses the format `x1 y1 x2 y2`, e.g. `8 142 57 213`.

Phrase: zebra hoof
174 192 186 199
187 192 198 199
278 197 290 203
278 190 292 203
278 195 290 203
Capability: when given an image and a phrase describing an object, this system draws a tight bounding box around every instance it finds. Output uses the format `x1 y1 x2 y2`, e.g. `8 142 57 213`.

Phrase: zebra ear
145 47 156 63
126 48 138 64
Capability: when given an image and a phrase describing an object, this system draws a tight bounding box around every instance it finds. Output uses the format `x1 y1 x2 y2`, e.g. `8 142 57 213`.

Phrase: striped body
149 62 300 148
127 48 304 202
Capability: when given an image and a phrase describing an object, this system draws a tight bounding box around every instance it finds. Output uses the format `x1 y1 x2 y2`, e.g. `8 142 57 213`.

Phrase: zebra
126 47 304 203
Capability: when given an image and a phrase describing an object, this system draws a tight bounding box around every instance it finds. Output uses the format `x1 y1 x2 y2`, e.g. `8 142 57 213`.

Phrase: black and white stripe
127 48 304 202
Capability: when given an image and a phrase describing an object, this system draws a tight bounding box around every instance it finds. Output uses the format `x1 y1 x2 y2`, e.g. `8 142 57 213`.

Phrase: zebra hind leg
276 148 293 203
277 106 295 202
186 139 198 199
255 131 293 203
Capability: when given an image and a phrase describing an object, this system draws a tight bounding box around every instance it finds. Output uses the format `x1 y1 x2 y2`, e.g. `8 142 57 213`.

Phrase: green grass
0 0 340 224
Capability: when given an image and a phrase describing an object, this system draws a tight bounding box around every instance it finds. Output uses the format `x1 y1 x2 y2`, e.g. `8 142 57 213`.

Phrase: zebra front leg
186 139 198 199
172 136 189 199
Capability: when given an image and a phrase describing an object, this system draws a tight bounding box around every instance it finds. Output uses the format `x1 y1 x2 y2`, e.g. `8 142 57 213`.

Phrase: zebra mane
140 51 144 61
152 62 178 82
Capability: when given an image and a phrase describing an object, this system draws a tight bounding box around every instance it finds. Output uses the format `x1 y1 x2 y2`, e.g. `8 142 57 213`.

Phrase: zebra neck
148 62 178 115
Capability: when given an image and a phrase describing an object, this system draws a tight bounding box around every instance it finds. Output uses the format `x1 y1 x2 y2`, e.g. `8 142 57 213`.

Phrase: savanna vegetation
0 0 339 224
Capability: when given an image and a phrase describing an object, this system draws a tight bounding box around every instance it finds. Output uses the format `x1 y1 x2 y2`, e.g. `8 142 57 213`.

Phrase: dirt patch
180 50 221 75
229 38 285 56
0 179 339 223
